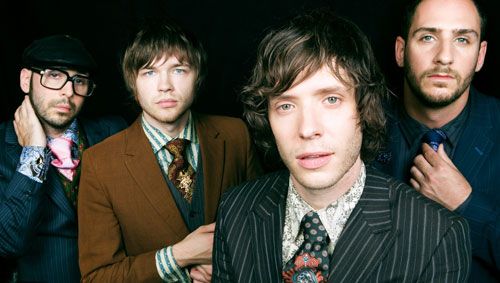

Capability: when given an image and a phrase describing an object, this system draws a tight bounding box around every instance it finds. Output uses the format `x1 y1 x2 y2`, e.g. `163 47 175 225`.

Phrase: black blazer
213 167 471 282
374 88 500 282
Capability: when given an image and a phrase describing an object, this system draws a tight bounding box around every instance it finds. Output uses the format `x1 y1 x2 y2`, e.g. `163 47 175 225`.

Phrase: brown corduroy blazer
78 113 263 282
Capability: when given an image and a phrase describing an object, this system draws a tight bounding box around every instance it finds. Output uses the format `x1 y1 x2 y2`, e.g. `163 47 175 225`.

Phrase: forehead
411 0 481 33
283 65 353 96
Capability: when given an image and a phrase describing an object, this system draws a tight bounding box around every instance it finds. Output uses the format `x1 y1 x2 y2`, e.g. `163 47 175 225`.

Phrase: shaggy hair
242 10 387 163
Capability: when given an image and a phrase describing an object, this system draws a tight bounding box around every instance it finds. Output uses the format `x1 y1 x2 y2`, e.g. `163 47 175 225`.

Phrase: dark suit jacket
213 167 471 282
374 88 500 282
0 116 127 283
78 114 263 282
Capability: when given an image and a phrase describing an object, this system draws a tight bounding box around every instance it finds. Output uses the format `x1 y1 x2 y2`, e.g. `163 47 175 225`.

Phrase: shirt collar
141 112 198 154
47 119 79 144
399 98 470 149
286 162 366 242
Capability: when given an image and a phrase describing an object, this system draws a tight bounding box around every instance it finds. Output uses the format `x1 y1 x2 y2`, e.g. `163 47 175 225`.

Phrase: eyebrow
412 27 479 38
278 86 349 99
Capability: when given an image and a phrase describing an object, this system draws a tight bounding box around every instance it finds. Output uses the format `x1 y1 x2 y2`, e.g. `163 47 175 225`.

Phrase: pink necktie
48 137 80 181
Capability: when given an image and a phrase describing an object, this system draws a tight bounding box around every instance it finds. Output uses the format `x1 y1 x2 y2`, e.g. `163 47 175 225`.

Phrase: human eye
455 37 469 44
276 103 294 112
73 76 89 86
46 70 64 79
139 69 156 77
325 96 339 105
420 35 435 42
173 67 188 75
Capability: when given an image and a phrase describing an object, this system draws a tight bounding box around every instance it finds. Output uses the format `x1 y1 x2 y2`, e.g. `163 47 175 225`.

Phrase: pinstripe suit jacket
213 167 471 282
0 116 127 283
374 88 500 282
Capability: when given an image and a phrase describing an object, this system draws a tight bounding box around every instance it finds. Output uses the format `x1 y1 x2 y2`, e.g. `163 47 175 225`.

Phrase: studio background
1 0 497 124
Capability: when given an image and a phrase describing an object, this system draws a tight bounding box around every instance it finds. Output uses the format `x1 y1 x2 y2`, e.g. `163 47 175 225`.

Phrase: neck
43 123 71 139
143 111 190 138
295 157 362 210
403 82 470 129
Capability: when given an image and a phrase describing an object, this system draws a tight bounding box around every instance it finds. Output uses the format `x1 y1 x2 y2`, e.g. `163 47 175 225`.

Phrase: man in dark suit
373 0 499 281
213 10 471 282
0 35 127 282
77 19 262 282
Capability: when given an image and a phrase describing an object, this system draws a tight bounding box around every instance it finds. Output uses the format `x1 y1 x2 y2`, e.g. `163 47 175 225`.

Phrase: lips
157 99 177 108
54 104 72 113
296 152 332 170
428 73 454 79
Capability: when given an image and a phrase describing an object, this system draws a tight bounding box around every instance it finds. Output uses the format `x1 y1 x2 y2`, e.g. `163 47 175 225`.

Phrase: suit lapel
195 115 225 222
45 168 77 219
452 91 493 183
329 168 397 282
250 171 288 282
123 119 189 238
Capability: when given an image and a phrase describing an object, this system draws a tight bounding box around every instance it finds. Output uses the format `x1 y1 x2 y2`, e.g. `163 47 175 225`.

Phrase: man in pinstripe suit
213 10 471 282
0 35 127 282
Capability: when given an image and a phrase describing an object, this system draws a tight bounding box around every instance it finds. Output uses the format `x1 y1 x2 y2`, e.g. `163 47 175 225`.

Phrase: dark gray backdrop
1 0 497 123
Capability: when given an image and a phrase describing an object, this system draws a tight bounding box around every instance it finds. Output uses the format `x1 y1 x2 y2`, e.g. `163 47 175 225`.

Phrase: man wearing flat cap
0 34 127 282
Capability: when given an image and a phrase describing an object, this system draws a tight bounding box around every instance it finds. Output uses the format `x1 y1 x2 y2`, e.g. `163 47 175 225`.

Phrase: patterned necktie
283 211 331 283
423 129 447 152
48 137 79 181
166 138 195 203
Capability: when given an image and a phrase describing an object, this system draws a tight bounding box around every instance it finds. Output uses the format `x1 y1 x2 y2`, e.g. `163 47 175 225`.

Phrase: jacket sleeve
458 190 500 273
0 169 46 256
78 151 162 283
418 216 471 282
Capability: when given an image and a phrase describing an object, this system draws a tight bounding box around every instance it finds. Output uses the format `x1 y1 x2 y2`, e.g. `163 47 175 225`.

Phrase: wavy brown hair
242 10 387 163
122 19 207 98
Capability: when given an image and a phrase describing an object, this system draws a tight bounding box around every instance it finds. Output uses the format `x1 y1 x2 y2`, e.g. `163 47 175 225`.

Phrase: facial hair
403 55 475 109
29 85 81 131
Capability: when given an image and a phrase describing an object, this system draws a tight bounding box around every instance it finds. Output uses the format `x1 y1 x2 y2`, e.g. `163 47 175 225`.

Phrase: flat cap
22 34 97 73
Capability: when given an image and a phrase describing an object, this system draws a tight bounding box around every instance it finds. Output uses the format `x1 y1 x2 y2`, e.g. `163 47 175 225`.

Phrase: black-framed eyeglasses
30 67 96 97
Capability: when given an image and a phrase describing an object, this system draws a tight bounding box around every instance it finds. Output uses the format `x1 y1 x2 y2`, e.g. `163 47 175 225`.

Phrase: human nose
298 107 322 139
61 80 75 97
434 41 453 66
158 72 173 92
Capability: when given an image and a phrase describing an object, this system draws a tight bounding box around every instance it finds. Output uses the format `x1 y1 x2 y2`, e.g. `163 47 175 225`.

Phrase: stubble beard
403 57 474 109
29 89 80 131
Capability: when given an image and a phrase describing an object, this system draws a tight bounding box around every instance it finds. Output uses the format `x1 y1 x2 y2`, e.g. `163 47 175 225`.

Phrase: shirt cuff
156 246 191 282
16 146 51 183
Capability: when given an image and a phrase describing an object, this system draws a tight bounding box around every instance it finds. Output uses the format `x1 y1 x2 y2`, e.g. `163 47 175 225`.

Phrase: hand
13 95 46 147
190 264 212 283
172 223 215 267
410 143 472 210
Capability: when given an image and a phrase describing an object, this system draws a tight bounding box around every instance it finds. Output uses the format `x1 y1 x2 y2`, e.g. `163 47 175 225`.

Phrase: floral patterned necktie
283 210 331 283
166 138 195 203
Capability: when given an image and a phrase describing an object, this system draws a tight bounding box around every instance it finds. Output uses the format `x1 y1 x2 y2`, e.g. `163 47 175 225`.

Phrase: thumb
437 144 456 168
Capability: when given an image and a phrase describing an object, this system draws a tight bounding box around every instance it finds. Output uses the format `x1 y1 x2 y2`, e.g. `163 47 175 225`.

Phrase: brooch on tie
282 253 325 283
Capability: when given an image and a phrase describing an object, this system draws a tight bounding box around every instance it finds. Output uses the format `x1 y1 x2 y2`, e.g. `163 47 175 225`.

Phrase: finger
199 222 216 233
413 154 432 174
201 264 212 276
190 269 208 282
421 143 441 167
436 144 456 168
409 178 420 191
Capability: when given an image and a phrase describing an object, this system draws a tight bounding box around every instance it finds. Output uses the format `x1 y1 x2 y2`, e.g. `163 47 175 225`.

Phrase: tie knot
423 129 447 151
166 138 190 157
49 137 73 159
301 211 328 243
